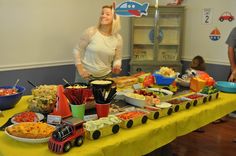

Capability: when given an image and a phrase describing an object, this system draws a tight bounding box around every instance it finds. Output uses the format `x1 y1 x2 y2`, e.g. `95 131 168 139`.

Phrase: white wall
182 0 236 65
1 0 235 71
0 0 130 71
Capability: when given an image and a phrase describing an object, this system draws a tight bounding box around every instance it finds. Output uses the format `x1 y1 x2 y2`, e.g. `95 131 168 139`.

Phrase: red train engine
48 118 85 153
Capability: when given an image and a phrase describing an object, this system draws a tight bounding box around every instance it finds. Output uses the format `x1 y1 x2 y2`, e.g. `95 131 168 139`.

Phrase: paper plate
215 81 236 93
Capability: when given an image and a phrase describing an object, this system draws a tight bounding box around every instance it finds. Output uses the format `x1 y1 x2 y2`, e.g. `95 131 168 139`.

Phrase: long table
0 92 236 156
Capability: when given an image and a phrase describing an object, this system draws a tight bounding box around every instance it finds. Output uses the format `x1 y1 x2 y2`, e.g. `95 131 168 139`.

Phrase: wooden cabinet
130 6 185 74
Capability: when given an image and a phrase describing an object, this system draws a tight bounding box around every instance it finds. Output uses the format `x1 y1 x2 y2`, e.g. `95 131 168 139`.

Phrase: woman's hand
79 69 91 79
112 65 122 74
228 68 236 82
77 64 91 79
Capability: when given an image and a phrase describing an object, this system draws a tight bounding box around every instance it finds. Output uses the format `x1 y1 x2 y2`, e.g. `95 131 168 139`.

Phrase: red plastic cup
95 103 110 118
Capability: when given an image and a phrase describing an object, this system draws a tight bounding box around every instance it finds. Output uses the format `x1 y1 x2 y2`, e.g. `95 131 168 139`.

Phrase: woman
73 5 123 83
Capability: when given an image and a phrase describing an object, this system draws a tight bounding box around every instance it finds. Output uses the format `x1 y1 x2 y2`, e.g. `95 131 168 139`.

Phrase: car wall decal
219 11 234 22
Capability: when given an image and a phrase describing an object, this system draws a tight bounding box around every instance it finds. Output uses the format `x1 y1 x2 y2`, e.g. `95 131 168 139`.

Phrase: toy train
48 118 85 153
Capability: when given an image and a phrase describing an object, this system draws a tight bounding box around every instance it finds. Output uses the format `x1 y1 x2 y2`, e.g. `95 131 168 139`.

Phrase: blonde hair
97 5 121 35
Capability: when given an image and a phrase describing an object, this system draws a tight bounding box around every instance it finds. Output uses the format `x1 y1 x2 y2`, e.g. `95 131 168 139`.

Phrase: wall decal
202 8 213 24
219 11 234 22
115 1 149 17
209 28 221 41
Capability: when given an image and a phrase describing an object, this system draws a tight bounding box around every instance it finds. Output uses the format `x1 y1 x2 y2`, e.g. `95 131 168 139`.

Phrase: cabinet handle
136 68 142 72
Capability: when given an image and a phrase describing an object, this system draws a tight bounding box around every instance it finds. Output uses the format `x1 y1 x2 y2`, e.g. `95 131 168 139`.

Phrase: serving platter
4 123 54 143
216 81 236 93
124 93 146 108
11 112 44 124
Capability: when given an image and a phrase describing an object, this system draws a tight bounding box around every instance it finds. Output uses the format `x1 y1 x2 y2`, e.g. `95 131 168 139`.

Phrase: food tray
154 102 173 117
207 92 220 101
167 97 192 112
200 86 220 101
143 106 160 120
117 111 148 129
83 115 121 140
157 106 173 117
85 124 120 140
5 129 51 143
5 123 55 144
124 94 146 108
184 93 208 106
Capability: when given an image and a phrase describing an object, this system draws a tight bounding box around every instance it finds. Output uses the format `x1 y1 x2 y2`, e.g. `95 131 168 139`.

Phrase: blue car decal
115 1 149 17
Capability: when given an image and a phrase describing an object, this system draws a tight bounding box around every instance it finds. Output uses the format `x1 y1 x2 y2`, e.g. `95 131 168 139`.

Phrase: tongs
27 80 37 88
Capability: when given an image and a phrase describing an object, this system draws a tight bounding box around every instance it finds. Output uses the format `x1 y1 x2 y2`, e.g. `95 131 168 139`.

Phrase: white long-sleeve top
73 26 123 77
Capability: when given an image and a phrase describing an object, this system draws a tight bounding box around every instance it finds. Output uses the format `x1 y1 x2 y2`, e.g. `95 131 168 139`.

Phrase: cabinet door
157 12 182 62
131 17 155 62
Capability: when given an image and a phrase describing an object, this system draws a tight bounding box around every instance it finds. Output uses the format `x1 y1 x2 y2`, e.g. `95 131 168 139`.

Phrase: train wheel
63 142 71 153
203 97 207 103
126 120 133 128
142 116 148 124
75 136 84 146
208 95 212 102
174 105 179 112
92 130 101 140
112 124 120 134
167 108 173 116
153 112 159 119
186 102 191 109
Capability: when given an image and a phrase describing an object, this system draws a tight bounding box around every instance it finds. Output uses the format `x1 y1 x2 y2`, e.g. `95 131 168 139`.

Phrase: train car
48 118 85 153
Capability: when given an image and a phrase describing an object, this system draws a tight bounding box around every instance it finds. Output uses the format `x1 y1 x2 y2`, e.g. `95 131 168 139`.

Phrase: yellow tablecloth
0 92 236 156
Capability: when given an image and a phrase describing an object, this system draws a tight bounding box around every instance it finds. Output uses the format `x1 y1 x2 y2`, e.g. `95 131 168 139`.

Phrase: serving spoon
13 79 20 89
62 78 72 86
